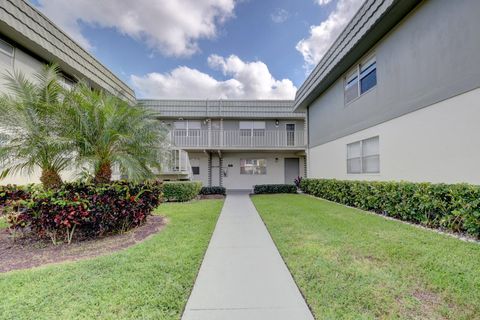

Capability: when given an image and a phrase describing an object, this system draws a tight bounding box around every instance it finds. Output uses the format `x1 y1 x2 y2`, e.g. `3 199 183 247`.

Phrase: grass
0 216 7 229
0 199 223 320
252 194 480 320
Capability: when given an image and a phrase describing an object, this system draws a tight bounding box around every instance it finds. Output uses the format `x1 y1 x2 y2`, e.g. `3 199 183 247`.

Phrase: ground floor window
347 136 379 174
192 166 200 175
240 159 267 175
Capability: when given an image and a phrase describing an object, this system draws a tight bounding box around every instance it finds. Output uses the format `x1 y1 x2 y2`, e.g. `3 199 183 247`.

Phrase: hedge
199 186 226 196
163 181 202 202
5 181 162 244
300 178 480 238
254 184 297 194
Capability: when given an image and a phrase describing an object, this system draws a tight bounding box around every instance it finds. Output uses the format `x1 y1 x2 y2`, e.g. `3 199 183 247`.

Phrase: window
174 120 201 136
59 75 75 89
360 58 377 94
0 38 14 67
347 136 379 174
344 56 376 104
345 70 359 103
239 121 266 137
192 166 200 175
240 159 267 175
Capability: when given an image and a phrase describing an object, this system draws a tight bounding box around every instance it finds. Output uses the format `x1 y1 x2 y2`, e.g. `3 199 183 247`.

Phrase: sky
31 0 364 99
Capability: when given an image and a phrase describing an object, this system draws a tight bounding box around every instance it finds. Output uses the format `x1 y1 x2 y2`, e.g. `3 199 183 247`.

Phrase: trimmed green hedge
199 186 226 196
163 181 202 202
300 179 480 238
254 184 297 194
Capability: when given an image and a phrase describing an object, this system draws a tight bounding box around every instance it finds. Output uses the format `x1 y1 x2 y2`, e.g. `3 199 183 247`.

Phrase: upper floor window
174 120 201 136
344 56 376 104
239 121 265 137
347 136 379 174
0 38 14 67
59 75 76 90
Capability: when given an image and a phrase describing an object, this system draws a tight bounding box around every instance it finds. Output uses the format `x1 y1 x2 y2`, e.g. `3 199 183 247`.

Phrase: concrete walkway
182 191 314 320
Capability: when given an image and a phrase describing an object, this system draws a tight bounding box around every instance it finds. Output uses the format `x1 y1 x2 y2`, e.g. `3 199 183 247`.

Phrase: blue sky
33 0 363 99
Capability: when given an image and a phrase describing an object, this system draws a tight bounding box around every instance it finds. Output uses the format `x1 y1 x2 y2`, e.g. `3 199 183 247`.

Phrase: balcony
168 129 306 150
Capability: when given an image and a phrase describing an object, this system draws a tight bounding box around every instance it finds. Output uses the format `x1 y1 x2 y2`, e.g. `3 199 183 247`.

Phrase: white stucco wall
0 46 47 185
308 87 480 184
222 152 304 190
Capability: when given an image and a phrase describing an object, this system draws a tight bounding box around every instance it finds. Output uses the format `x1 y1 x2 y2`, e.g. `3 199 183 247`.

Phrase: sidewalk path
182 191 314 320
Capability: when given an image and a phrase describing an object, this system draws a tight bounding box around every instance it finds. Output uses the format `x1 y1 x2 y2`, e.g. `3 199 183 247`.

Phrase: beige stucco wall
308 87 480 184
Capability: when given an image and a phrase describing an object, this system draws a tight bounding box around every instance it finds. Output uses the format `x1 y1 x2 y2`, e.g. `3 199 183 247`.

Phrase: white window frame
346 136 380 174
344 55 376 105
240 159 267 175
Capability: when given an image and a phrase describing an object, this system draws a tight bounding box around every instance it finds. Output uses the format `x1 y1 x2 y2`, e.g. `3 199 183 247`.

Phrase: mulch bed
0 215 166 273
198 194 225 200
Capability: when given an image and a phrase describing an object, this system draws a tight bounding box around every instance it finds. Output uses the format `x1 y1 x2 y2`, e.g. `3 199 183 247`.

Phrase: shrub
294 176 303 188
199 186 226 196
254 184 297 194
163 181 202 202
0 185 31 215
300 179 480 238
0 185 30 204
6 181 162 244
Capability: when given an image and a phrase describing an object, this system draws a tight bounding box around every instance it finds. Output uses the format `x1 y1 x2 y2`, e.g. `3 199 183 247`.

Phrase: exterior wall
193 152 305 190
188 151 305 189
308 88 480 184
0 42 44 91
188 152 210 186
308 0 480 147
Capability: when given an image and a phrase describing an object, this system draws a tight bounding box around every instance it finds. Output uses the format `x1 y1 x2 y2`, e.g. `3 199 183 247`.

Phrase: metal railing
168 129 306 149
159 149 193 177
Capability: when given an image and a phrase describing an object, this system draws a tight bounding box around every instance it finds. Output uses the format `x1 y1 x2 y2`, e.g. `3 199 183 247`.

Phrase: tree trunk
40 168 63 189
94 161 112 184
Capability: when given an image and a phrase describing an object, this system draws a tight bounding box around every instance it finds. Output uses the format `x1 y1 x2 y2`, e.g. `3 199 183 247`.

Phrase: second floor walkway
169 129 306 150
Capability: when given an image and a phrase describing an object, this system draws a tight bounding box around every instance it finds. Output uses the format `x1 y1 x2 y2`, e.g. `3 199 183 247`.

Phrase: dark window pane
192 166 200 175
360 68 376 93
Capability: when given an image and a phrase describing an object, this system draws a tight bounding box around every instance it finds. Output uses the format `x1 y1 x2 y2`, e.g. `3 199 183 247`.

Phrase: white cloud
271 8 290 23
316 0 334 5
296 0 364 67
131 55 296 99
36 0 237 56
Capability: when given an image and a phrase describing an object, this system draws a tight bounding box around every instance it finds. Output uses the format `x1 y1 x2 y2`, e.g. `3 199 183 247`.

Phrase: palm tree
63 82 165 183
0 64 72 189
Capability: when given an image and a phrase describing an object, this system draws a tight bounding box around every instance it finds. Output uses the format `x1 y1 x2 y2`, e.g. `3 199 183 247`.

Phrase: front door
286 124 295 146
284 158 299 185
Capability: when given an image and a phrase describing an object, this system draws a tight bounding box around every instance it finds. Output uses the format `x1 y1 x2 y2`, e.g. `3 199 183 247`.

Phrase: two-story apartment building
141 100 307 190
0 0 135 185
295 0 480 185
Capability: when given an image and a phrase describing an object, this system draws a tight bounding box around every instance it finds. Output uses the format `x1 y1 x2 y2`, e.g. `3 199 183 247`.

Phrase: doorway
284 158 299 184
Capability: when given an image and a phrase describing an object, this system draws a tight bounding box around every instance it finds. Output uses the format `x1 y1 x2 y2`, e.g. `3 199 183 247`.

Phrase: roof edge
293 0 421 111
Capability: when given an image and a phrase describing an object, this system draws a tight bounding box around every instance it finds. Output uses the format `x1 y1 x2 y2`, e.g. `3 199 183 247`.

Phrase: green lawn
0 216 7 229
0 199 223 320
252 194 480 320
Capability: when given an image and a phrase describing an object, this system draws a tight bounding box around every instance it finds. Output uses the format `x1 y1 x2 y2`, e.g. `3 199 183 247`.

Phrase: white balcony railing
159 149 193 176
169 129 306 149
